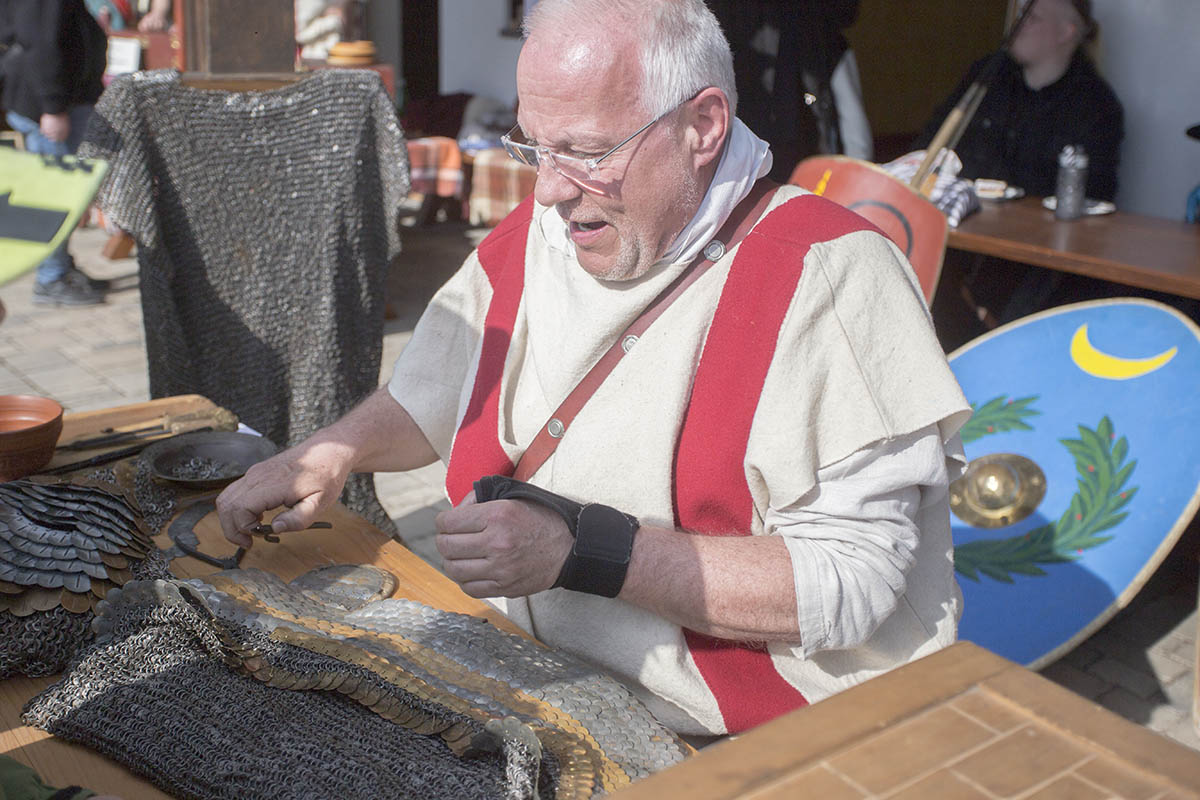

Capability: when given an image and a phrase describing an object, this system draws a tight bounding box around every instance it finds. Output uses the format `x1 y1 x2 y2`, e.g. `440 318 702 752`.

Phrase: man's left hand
435 495 574 598
39 112 70 142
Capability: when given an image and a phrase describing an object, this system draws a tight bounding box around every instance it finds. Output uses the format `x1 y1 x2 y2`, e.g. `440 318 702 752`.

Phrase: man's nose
533 160 583 207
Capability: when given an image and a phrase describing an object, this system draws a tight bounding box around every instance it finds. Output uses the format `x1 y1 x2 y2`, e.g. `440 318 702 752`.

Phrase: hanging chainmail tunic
23 566 691 799
79 69 411 532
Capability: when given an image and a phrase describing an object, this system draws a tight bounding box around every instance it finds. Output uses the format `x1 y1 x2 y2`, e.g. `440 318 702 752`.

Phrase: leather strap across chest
511 178 778 482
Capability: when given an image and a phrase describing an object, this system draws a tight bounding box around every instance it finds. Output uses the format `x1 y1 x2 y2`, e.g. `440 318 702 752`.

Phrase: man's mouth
570 220 608 232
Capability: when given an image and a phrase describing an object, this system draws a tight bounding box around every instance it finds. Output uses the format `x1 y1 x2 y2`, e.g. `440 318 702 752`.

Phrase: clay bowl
0 394 64 481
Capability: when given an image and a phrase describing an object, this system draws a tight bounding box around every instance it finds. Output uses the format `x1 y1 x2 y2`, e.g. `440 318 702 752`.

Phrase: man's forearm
619 526 801 642
314 385 439 474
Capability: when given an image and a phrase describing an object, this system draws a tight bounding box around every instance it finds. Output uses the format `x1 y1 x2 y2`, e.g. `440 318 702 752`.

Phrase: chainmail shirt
79 69 410 530
23 567 691 799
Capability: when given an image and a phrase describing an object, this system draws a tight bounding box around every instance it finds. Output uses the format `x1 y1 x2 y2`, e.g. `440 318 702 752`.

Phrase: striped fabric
406 136 464 198
467 148 537 228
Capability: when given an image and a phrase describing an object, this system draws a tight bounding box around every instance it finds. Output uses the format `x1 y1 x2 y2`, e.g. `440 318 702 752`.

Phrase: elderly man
218 0 969 738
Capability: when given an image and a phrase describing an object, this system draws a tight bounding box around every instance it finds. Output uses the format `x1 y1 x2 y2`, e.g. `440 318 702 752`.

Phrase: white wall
1092 0 1200 220
438 0 522 106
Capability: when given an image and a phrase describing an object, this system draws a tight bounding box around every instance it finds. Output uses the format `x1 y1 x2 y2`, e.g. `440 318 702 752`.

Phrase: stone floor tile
1039 660 1112 700
1159 670 1195 712
1096 686 1161 724
1087 657 1165 700
2 348 74 373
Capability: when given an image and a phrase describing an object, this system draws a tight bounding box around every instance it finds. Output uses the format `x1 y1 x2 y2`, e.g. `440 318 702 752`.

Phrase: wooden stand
182 0 297 74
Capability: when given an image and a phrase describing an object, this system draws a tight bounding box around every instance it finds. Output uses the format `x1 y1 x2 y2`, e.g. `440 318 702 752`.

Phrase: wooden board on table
3 395 520 799
607 642 1200 799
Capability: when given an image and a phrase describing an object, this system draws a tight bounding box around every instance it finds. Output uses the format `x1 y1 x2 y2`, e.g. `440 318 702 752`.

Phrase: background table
2 396 518 799
948 197 1200 300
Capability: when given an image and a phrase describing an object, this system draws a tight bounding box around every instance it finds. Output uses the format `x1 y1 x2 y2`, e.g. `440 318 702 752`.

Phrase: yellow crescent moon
1070 323 1177 380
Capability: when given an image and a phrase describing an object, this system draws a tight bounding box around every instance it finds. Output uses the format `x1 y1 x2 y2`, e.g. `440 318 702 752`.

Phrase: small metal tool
247 521 333 543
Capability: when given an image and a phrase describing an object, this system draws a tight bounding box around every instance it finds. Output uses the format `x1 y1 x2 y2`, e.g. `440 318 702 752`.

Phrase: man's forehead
516 33 642 141
518 28 631 89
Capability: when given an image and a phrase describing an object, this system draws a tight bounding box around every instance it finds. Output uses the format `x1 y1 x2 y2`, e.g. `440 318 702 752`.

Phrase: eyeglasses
501 101 683 196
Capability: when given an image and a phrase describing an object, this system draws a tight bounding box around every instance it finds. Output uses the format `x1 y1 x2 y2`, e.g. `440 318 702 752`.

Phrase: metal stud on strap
703 239 726 261
621 335 639 353
547 418 566 438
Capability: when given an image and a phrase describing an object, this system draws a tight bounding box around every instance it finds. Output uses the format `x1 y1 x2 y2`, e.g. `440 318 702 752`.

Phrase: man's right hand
215 437 355 549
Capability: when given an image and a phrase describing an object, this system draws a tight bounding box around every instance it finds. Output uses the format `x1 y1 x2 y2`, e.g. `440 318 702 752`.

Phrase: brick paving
3 222 1197 752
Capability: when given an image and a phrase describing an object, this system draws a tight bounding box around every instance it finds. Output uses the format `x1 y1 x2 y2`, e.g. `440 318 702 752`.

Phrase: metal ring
621 335 639 353
547 418 566 438
703 240 726 261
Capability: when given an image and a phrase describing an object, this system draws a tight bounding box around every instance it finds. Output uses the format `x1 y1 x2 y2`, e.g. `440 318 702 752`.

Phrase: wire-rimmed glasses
501 100 684 196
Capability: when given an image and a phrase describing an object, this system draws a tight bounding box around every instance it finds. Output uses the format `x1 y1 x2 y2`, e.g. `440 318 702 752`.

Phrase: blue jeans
7 106 94 284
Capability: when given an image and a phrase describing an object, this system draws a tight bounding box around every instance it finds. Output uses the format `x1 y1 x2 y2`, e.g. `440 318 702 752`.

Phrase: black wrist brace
473 475 639 598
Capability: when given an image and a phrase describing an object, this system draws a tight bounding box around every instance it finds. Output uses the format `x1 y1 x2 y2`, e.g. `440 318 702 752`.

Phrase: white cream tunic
388 183 970 735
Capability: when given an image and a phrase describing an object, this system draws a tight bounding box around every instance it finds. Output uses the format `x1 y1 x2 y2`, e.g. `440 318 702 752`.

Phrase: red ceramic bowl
0 394 64 481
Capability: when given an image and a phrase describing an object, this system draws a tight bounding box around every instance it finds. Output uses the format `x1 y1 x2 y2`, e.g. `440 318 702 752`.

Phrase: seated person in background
915 0 1122 201
918 0 1125 349
217 0 969 740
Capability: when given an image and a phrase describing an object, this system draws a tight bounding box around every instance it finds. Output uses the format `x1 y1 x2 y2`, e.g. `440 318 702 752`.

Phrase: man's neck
1022 49 1075 90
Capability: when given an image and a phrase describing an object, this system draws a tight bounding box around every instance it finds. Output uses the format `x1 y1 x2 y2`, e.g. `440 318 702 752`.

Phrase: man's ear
684 87 730 171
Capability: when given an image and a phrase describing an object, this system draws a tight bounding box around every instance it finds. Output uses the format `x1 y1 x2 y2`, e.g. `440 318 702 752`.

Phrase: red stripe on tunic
443 196 536 504
675 193 879 733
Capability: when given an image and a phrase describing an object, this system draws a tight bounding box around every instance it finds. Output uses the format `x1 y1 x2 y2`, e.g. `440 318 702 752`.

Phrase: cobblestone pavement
3 222 1197 751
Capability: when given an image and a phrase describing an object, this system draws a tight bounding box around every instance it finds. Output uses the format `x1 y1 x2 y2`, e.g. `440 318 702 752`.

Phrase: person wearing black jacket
914 0 1123 201
920 0 1127 351
1 0 109 305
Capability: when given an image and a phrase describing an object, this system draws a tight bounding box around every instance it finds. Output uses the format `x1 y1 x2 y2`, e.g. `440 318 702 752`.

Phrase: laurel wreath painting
954 395 1138 584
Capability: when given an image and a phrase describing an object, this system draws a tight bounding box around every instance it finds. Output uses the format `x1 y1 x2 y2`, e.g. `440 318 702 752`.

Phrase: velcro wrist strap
472 475 638 598
473 475 583 532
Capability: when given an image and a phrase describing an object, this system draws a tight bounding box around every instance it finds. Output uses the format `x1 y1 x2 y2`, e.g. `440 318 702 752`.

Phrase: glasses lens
546 153 594 186
501 127 607 194
503 139 540 168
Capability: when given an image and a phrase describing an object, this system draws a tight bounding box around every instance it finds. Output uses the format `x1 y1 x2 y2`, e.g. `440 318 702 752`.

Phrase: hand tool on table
56 408 239 451
164 498 334 568
42 426 216 475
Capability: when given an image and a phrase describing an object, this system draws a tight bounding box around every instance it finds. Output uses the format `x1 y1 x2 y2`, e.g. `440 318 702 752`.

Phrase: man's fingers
228 529 253 550
440 555 497 588
434 502 491 535
435 531 493 561
270 494 325 532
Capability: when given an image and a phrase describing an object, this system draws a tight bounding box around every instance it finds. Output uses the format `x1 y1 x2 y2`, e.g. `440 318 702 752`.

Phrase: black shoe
32 271 105 307
68 266 111 291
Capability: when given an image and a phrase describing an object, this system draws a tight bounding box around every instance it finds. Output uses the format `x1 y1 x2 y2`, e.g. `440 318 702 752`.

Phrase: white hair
523 0 738 117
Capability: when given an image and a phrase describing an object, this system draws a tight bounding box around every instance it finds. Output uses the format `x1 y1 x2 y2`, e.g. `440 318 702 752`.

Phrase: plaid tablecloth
406 136 464 198
467 148 537 227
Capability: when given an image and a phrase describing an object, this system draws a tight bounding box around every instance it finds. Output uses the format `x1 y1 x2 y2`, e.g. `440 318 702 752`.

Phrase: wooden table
947 197 1200 300
2 396 518 799
610 641 1200 799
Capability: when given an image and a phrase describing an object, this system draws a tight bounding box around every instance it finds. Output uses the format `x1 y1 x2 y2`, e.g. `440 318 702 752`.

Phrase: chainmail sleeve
80 69 410 532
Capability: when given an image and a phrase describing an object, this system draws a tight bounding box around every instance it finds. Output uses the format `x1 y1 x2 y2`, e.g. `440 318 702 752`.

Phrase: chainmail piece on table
23 565 691 799
79 69 411 533
0 477 169 679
